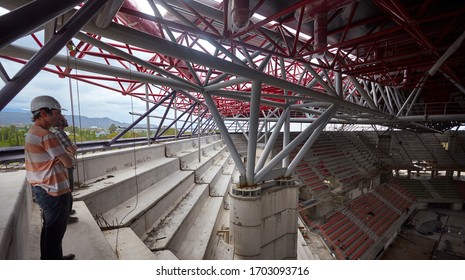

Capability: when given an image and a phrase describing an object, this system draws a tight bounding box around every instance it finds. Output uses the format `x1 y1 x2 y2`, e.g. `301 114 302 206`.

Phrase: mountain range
0 111 132 128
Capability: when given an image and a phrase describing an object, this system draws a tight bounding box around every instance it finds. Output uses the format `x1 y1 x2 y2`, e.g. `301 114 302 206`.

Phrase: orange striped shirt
25 124 70 196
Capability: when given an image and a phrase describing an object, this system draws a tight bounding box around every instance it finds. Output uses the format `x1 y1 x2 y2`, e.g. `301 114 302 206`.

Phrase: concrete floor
382 209 465 260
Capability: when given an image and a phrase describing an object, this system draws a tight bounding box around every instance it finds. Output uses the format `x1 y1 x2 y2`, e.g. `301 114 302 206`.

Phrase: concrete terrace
1 134 316 260
2 131 465 260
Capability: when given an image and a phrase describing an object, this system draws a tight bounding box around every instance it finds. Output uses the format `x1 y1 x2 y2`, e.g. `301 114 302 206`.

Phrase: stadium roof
1 0 464 132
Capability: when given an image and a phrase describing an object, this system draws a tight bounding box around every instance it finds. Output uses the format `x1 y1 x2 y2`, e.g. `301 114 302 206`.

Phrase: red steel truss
0 0 464 129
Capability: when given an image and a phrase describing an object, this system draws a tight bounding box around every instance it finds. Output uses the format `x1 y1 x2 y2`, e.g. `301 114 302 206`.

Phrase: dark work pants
68 168 74 213
32 186 71 260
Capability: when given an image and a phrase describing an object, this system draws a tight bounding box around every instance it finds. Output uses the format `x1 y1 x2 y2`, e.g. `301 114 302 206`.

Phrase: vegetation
0 125 29 147
0 125 180 147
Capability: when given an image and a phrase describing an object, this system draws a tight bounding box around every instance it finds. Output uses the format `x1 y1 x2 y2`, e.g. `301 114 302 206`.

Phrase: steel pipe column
203 92 246 175
254 105 339 184
285 105 338 177
246 81 262 185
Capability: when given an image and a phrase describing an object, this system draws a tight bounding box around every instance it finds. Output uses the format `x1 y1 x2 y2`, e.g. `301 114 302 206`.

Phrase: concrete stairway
68 134 235 260
144 135 234 259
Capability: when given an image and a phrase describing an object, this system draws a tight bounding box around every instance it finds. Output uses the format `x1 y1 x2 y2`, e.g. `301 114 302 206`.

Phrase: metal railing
408 101 464 116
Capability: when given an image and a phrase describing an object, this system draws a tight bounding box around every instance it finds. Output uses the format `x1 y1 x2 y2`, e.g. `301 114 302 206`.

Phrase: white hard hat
30 95 66 112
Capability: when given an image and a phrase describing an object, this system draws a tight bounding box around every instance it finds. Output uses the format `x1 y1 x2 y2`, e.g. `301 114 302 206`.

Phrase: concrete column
372 175 381 187
377 135 391 154
448 135 456 151
230 186 262 258
230 179 298 259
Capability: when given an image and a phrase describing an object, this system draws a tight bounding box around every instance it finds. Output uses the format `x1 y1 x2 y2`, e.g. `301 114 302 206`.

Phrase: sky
1 57 155 124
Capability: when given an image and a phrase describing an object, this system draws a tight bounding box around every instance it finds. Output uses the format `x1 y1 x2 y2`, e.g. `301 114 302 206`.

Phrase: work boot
63 254 75 260
67 216 78 224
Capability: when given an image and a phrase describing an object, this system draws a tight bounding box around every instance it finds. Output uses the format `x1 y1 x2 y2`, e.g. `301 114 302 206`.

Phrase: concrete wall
372 175 381 188
377 135 391 155
75 144 166 183
452 203 463 210
0 171 31 259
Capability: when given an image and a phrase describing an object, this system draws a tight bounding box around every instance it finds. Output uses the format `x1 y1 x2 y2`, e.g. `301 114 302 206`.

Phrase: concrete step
165 135 222 157
210 174 232 197
195 146 228 183
207 204 233 260
165 138 197 157
177 140 225 170
74 156 179 215
144 183 209 251
198 164 222 185
223 158 235 175
63 201 118 260
103 228 156 260
153 250 180 260
196 153 232 197
99 170 196 237
176 196 224 260
231 168 241 184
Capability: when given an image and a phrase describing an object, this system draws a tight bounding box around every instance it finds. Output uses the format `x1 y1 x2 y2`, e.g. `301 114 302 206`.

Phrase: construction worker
25 95 75 260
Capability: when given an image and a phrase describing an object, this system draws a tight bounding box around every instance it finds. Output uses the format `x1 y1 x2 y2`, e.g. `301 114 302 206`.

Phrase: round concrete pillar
230 186 262 258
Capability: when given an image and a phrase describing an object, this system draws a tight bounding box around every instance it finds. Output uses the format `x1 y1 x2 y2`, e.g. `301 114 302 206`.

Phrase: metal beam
0 44 202 93
439 69 465 96
245 81 262 185
80 22 394 119
255 107 290 172
0 0 110 111
94 0 126 29
153 0 246 66
280 56 290 168
304 64 338 96
156 103 197 138
0 62 10 83
107 91 176 146
254 104 339 184
153 93 176 139
203 92 246 175
0 0 83 50
348 76 378 110
74 32 195 88
285 120 329 177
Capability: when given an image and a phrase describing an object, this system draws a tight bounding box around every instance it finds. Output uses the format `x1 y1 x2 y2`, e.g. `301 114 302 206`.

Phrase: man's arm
53 128 77 158
64 144 77 155
47 131 74 168
57 152 73 168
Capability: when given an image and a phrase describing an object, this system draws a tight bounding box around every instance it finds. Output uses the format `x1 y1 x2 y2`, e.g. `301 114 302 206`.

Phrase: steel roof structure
1 0 465 185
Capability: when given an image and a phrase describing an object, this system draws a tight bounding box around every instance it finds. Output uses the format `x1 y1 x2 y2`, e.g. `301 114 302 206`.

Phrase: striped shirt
25 124 70 196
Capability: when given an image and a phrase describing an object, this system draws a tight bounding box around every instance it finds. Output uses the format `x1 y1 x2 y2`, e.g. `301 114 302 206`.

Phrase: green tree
109 124 118 134
0 125 28 147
